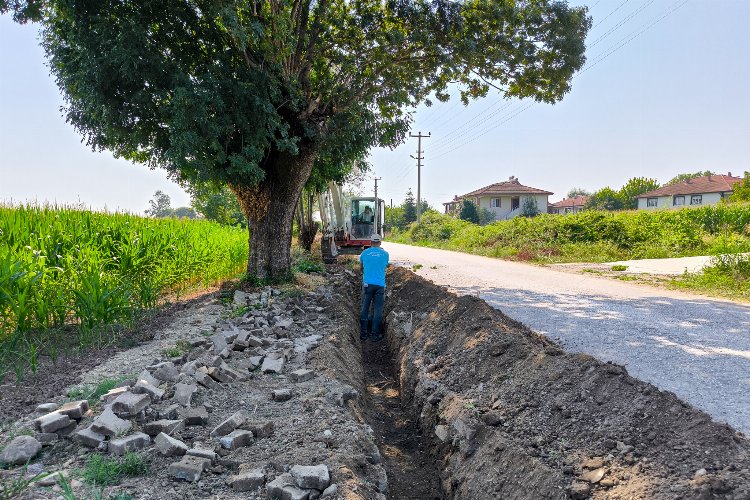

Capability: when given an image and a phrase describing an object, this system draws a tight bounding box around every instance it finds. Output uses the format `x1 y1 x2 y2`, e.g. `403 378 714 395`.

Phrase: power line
588 0 658 49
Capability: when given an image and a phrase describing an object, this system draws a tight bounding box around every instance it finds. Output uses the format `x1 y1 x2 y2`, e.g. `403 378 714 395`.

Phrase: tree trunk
230 145 317 281
296 190 318 252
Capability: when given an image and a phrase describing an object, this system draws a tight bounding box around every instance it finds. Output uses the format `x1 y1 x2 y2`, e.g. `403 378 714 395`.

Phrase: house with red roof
635 173 741 210
443 176 553 220
549 195 589 215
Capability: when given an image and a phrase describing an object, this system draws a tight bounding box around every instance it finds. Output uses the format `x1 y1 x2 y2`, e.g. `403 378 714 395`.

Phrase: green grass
81 453 149 486
671 254 750 301
0 204 248 379
67 376 132 406
162 340 191 358
392 204 750 264
611 265 628 271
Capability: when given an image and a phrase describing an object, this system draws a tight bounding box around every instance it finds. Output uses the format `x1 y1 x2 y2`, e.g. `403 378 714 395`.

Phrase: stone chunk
109 432 150 456
100 386 130 404
56 400 90 420
219 430 253 450
434 425 451 443
184 406 209 426
173 383 197 406
155 432 188 457
289 369 315 383
207 366 234 383
133 380 165 401
246 336 264 348
291 464 330 490
0 436 42 465
112 392 151 417
36 432 58 445
181 360 200 376
34 412 73 434
152 362 180 382
211 333 228 353
158 404 180 420
267 473 309 500
228 469 265 491
56 420 78 437
272 389 293 402
261 357 284 374
144 419 184 436
210 412 246 437
35 403 58 414
169 455 211 482
186 447 217 464
193 370 220 390
74 426 106 448
241 420 274 438
91 408 132 437
137 370 161 388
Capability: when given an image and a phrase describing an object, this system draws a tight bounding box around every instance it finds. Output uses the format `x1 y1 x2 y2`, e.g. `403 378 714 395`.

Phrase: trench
342 267 750 500
361 339 445 500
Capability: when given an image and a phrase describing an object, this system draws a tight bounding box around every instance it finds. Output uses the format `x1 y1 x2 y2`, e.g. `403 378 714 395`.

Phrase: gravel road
383 242 750 434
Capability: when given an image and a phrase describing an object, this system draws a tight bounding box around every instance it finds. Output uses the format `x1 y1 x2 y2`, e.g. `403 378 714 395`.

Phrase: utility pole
373 177 381 201
409 131 431 224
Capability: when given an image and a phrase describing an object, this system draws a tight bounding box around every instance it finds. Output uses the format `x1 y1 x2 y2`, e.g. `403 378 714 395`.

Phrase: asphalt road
383 242 750 434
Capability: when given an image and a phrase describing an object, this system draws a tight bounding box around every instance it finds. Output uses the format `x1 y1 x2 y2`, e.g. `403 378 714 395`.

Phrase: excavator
318 182 385 263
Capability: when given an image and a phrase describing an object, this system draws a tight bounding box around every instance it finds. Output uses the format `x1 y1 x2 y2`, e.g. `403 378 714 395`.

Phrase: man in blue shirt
359 243 389 342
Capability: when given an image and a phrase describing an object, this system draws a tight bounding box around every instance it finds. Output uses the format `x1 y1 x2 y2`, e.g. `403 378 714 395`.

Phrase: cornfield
0 204 248 379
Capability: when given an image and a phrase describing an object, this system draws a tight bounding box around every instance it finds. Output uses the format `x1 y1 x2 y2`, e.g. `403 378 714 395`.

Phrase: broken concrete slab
261 356 284 374
73 426 106 449
172 383 197 406
184 406 209 426
152 362 180 382
0 435 42 465
241 420 274 438
290 369 315 383
34 411 73 434
210 411 246 437
137 369 161 388
109 432 150 456
112 392 151 418
155 432 188 457
267 473 310 500
132 379 165 401
169 455 212 482
291 464 330 490
211 333 228 353
219 429 253 450
143 419 184 436
55 400 89 420
91 407 132 437
228 469 265 491
193 370 220 390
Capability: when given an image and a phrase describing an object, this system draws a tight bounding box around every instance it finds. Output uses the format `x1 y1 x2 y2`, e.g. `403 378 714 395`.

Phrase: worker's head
364 206 372 214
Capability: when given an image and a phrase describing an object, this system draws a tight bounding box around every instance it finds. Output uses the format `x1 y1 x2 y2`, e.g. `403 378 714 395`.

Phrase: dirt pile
383 267 750 499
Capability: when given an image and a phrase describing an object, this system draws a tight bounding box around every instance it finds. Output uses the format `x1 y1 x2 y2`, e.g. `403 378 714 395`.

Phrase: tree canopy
9 0 591 278
459 199 479 224
619 177 660 209
666 171 715 186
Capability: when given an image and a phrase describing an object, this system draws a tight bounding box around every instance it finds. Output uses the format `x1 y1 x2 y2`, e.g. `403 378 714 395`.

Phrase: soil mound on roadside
383 267 750 499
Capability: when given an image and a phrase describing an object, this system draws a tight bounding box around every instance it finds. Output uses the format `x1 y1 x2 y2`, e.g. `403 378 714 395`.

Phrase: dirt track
383 241 750 435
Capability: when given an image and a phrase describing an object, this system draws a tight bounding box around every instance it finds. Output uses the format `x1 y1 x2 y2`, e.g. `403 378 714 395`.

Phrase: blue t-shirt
360 247 389 287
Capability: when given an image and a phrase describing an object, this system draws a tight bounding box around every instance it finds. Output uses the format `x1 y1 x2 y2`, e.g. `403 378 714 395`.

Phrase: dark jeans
360 284 384 337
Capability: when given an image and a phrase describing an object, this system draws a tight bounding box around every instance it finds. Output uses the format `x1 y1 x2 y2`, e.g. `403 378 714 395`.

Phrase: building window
691 195 703 205
673 196 685 206
490 198 501 208
647 198 658 207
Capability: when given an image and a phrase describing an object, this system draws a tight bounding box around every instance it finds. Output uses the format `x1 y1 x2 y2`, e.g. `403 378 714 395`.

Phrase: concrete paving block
56 400 90 420
291 464 330 490
155 432 188 457
158 404 180 420
34 402 58 414
186 447 217 464
261 357 284 374
152 362 180 382
137 370 161 388
193 370 220 390
91 407 132 437
34 411 73 434
109 432 150 456
267 473 310 500
143 419 184 436
111 392 151 418
172 383 197 406
100 386 130 405
184 406 209 426
219 429 253 450
210 411 246 437
241 420 275 438
272 389 293 402
132 380 165 401
169 455 211 482
290 369 315 383
228 469 265 491
74 426 106 448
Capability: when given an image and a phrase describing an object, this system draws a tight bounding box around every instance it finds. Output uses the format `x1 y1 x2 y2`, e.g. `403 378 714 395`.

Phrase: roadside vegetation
0 204 248 380
391 204 750 263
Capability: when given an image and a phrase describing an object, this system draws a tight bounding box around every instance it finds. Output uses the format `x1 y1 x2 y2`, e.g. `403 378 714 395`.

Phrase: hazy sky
2 0 749 214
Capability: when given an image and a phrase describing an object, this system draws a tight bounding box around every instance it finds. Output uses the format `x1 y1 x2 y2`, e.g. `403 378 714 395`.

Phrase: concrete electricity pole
409 131 431 224
373 177 381 201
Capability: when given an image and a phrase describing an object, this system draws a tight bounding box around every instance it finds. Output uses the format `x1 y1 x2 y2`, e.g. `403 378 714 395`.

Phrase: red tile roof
461 177 553 197
550 196 589 208
636 174 742 198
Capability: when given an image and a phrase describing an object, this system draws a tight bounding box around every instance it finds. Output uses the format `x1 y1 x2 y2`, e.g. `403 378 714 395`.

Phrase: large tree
7 0 590 279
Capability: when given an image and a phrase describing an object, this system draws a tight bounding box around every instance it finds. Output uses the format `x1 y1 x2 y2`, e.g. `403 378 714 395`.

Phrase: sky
2 0 749 214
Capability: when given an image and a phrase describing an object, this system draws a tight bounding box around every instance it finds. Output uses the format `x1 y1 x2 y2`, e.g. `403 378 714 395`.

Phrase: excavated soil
381 267 750 499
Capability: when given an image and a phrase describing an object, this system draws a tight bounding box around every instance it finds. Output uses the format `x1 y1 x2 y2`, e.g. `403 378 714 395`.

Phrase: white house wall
477 194 549 220
638 191 729 210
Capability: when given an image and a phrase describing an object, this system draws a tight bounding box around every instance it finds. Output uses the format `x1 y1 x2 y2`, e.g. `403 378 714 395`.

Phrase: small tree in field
586 187 625 211
7 0 590 279
619 177 660 209
459 200 480 224
403 190 418 225
146 191 174 218
521 197 540 217
729 172 750 203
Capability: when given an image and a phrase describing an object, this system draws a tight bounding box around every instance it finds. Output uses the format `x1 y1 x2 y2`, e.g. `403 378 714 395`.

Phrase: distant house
635 173 742 210
443 176 553 221
549 195 589 215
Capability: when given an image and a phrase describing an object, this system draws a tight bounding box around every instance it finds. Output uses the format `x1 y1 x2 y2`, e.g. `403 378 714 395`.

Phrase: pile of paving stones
1 280 386 499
